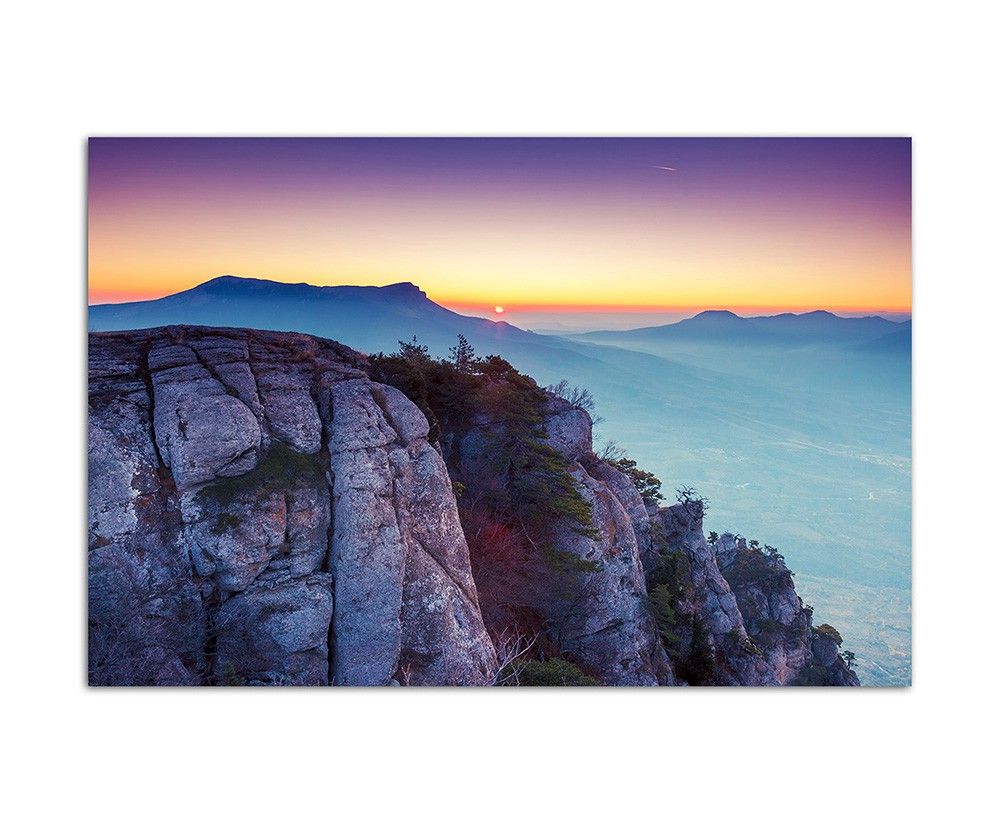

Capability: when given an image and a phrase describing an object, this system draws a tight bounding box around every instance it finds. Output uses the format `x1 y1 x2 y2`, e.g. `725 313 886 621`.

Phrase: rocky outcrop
651 510 861 686
449 396 673 686
506 398 857 687
326 379 495 685
714 535 860 686
89 326 496 685
584 459 658 569
548 461 673 685
653 504 773 685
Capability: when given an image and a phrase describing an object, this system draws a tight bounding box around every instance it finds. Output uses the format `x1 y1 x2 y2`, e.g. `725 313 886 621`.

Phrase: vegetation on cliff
196 441 327 508
368 336 597 543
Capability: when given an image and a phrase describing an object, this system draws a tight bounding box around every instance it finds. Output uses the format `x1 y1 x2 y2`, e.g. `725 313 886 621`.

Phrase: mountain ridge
89 275 907 334
578 306 907 342
93 274 431 303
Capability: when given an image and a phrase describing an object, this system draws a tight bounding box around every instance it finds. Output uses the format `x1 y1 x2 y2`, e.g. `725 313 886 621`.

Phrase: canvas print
87 138 911 687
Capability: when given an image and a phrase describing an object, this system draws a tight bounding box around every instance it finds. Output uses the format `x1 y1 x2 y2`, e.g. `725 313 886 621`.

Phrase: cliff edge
89 326 496 685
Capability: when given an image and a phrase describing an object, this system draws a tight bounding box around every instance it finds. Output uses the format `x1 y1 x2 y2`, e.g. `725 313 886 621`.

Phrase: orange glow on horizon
87 276 910 318
86 207 911 310
444 301 913 317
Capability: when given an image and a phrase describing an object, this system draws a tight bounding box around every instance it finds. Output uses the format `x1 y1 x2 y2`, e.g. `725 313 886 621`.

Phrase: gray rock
813 634 840 668
371 383 430 445
716 533 860 686
88 404 154 548
214 573 333 685
181 489 287 592
89 327 495 686
543 397 593 462
586 458 657 568
149 346 262 490
329 379 497 686
553 464 672 685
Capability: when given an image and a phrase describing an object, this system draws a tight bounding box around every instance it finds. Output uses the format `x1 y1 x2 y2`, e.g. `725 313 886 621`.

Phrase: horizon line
87 274 912 317
440 300 912 316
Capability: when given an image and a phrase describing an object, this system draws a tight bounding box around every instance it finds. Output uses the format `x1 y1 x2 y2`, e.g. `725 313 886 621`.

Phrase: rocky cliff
89 326 496 686
653 507 860 686
89 326 858 686
450 397 673 686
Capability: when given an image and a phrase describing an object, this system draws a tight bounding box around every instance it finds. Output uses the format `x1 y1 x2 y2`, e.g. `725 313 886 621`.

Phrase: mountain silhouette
90 276 540 355
576 307 906 349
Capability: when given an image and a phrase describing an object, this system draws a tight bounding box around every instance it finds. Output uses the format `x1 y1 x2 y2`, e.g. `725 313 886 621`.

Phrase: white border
3 1 996 820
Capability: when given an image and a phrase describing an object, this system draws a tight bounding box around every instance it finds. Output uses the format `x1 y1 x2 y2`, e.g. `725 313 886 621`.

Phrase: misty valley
90 277 910 685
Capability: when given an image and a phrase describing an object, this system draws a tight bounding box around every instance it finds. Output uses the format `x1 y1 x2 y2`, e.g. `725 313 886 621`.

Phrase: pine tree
449 334 477 372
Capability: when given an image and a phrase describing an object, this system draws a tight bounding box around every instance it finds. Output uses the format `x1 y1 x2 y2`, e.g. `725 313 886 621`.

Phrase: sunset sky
88 138 911 321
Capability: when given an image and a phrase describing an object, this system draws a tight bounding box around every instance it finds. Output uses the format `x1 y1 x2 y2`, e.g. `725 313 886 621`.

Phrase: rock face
450 397 673 686
89 327 497 685
714 536 860 687
326 379 495 685
653 504 773 685
89 326 858 687
653 510 861 687
450 391 857 688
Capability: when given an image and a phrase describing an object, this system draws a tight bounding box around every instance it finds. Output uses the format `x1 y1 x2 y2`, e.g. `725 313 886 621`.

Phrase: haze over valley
90 276 911 685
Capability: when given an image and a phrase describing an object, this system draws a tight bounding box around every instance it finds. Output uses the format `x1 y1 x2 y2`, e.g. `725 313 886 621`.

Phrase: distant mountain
655 310 762 340
89 276 540 356
854 320 912 355
576 308 907 350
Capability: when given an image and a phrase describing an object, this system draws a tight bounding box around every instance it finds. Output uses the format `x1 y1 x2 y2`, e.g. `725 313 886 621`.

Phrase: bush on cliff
815 623 844 646
368 336 598 549
196 441 327 507
644 535 717 685
502 657 598 686
674 614 717 686
598 441 664 504
645 529 691 652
